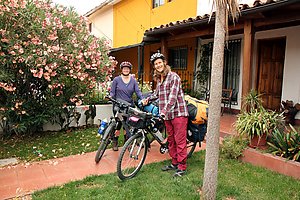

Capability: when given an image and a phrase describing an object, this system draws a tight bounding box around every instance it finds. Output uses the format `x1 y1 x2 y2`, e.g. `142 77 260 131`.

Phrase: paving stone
0 158 18 167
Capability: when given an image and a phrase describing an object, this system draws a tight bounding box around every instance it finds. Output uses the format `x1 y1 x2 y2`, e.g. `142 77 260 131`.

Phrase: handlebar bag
127 108 147 129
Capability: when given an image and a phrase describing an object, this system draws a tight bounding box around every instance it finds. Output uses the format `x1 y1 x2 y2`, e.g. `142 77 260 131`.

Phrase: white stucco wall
196 25 300 120
196 0 257 16
0 104 113 134
196 0 213 16
254 25 300 119
42 104 113 131
89 6 114 46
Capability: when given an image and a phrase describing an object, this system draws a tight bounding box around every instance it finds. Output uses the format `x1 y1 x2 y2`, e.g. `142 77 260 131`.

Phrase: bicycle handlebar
105 95 131 108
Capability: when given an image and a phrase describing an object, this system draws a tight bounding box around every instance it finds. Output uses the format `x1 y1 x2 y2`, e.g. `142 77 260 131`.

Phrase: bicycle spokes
117 135 148 180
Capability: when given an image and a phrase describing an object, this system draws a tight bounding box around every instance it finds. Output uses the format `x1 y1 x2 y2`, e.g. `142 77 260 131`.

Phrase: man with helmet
110 61 143 151
146 52 189 177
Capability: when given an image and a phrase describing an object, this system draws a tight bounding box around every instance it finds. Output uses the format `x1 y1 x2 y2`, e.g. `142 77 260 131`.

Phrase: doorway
257 38 286 110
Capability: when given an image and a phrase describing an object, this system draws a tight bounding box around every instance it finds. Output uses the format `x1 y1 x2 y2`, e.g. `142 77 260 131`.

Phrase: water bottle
98 118 108 135
153 129 165 143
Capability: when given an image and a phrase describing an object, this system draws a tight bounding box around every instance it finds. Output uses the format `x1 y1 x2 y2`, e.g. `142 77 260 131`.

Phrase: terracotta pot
248 133 267 149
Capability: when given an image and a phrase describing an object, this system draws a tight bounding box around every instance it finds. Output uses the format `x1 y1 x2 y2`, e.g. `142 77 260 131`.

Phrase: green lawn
32 151 300 200
0 127 124 162
1 127 299 199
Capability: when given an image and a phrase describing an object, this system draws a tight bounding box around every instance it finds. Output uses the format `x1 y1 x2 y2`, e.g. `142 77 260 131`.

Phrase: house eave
143 0 300 39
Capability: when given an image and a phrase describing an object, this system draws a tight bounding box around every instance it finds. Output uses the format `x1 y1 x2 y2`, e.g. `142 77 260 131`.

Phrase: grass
1 126 300 199
32 150 300 200
0 128 126 162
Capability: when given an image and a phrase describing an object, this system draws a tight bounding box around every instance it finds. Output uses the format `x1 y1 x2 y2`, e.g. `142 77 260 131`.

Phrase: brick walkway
0 114 237 200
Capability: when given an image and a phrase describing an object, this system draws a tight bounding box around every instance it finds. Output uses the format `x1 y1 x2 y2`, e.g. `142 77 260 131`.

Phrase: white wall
254 26 300 119
0 104 113 133
196 0 213 16
42 104 113 131
196 0 257 16
89 6 114 46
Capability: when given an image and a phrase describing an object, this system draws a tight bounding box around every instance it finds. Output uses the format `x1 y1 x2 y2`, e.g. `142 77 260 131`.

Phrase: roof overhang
109 43 142 53
84 0 122 17
143 0 300 42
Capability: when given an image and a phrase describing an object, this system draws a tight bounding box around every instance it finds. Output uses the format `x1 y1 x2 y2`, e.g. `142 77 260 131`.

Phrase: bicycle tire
95 122 115 163
117 133 148 180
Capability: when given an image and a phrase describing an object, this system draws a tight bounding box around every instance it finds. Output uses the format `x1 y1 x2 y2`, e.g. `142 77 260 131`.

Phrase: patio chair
221 89 233 115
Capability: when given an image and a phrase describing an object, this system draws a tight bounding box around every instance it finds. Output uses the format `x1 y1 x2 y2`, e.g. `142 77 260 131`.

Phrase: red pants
164 116 188 170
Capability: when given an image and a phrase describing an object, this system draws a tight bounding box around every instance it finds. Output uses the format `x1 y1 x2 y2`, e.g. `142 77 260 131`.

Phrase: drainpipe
138 44 141 80
138 42 145 89
193 38 199 91
161 38 168 61
141 42 144 88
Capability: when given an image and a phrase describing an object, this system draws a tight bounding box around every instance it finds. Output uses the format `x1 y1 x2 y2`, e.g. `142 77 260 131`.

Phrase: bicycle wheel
95 122 115 163
117 133 148 180
187 138 197 158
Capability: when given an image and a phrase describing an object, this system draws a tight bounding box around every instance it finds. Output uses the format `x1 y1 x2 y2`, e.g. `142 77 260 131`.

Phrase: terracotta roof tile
145 0 285 34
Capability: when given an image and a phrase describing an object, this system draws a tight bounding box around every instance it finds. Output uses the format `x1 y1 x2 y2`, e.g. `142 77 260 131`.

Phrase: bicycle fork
129 134 146 160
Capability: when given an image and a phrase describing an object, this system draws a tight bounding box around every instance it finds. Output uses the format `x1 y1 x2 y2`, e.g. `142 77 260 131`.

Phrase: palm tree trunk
202 3 226 200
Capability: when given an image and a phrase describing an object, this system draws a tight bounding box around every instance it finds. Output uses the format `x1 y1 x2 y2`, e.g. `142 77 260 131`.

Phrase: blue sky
51 0 105 15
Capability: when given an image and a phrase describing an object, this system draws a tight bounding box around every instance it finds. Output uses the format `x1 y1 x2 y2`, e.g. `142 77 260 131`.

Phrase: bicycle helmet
120 61 132 70
150 52 165 65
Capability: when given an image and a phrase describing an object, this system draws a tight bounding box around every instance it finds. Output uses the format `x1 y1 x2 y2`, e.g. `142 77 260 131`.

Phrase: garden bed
240 147 300 180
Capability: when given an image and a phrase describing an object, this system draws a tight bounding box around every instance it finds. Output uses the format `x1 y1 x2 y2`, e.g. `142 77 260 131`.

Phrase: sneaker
173 169 186 177
161 164 178 171
112 139 118 151
112 146 118 151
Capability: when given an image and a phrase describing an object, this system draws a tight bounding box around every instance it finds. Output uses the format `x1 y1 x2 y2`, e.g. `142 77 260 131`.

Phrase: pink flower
43 72 51 81
82 106 89 111
75 100 82 106
51 45 59 52
31 37 41 45
47 33 58 41
66 22 72 28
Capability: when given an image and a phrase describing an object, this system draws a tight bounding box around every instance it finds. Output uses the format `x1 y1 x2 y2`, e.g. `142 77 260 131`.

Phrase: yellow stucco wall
112 37 196 84
113 0 197 48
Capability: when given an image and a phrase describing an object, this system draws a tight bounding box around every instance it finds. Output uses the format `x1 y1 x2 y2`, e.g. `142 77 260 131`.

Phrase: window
153 0 164 8
168 46 188 69
223 40 241 103
199 39 241 103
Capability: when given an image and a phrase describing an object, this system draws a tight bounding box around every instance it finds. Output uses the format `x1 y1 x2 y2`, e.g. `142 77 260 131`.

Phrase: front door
257 38 286 110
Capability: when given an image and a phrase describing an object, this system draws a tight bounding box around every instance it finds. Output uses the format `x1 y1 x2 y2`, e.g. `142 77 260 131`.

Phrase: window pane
199 40 241 103
153 0 164 8
168 46 188 69
223 40 241 102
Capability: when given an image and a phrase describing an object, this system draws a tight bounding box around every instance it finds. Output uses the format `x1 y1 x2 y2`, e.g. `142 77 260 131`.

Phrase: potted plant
235 90 284 148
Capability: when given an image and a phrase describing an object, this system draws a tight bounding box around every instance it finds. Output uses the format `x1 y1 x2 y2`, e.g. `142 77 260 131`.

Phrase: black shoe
161 164 178 171
173 169 186 177
112 138 118 151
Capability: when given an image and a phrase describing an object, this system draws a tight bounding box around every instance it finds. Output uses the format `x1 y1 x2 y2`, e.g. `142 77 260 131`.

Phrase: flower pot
249 133 267 149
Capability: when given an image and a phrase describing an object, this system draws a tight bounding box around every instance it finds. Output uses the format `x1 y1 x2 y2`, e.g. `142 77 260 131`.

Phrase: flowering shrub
0 0 117 136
